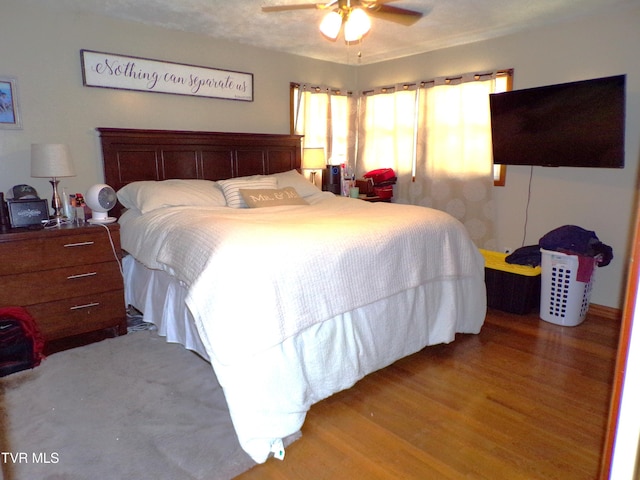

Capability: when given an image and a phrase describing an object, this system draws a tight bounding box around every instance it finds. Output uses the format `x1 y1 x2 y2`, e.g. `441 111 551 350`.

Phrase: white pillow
218 176 278 208
117 179 226 214
272 169 322 198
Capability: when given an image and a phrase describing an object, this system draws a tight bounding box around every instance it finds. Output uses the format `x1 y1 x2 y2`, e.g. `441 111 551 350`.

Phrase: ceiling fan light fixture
264 1 424 47
319 10 343 40
344 7 371 42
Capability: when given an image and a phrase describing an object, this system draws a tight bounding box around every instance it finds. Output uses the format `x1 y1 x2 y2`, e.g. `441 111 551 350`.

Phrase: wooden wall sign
80 49 253 102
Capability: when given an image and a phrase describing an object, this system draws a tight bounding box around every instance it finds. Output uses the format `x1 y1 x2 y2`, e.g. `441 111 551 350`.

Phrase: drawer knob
70 302 100 310
64 241 95 248
67 272 98 280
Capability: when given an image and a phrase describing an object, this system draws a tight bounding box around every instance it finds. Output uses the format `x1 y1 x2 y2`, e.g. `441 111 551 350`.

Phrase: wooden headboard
98 128 303 218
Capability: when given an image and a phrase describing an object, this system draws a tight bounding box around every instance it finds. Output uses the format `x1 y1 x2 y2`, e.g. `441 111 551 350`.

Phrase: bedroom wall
2 1 638 310
357 4 640 310
0 1 351 207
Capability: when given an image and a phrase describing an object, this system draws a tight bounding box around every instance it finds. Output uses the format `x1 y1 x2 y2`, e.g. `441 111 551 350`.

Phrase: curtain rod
294 69 513 97
291 82 353 96
362 69 512 95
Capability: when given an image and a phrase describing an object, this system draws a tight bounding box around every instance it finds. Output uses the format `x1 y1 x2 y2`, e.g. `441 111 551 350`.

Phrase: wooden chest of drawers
0 223 126 352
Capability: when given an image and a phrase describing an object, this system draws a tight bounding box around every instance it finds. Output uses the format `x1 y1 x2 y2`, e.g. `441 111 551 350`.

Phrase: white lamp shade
344 8 371 42
303 148 327 170
31 143 76 178
319 10 343 40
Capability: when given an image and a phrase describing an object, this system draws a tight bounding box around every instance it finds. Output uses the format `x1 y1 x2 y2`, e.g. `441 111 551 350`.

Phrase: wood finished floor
235 308 620 480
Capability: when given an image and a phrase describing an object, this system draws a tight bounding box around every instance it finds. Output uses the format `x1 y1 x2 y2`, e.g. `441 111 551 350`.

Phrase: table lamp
31 143 76 223
303 148 326 187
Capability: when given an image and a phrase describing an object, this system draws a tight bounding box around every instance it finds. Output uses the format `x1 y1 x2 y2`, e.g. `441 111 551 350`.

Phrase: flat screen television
489 74 626 168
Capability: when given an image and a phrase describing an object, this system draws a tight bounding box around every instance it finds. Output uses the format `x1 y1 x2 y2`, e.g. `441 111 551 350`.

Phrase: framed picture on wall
0 77 22 129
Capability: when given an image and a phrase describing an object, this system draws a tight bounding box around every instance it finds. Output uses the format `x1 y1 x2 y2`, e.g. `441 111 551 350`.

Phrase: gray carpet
0 330 257 480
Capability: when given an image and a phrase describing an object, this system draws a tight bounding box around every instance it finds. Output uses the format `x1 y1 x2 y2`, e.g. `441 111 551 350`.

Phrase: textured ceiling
27 0 633 65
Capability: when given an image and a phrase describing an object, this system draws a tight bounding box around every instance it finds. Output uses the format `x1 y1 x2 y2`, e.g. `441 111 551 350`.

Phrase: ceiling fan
262 1 423 42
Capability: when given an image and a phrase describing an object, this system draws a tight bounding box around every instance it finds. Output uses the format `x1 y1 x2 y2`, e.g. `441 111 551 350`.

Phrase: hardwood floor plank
235 309 619 479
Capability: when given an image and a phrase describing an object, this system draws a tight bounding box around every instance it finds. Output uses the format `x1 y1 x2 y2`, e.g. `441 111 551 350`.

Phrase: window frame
492 69 513 186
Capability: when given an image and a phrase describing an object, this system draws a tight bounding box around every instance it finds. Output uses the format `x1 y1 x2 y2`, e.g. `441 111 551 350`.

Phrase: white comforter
121 194 483 364
120 193 486 462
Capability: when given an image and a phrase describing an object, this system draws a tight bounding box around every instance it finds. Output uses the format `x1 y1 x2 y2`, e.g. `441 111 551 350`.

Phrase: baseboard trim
589 303 621 321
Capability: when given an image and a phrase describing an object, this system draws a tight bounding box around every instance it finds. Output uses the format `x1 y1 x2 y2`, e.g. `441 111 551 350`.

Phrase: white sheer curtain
356 86 417 181
407 74 506 249
292 84 357 167
358 73 509 249
292 73 510 248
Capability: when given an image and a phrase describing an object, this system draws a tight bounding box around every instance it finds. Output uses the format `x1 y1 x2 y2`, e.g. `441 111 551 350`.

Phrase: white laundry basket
539 249 596 327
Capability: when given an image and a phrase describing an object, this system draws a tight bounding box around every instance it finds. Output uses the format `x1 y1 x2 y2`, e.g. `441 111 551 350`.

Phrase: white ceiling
28 0 633 65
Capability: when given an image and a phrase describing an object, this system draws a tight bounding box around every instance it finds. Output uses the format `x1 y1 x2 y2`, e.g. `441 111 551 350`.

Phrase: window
291 83 354 165
290 69 512 186
359 87 417 178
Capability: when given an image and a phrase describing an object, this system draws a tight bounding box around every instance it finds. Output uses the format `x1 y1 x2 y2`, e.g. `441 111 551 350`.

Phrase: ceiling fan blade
366 4 423 26
261 2 336 12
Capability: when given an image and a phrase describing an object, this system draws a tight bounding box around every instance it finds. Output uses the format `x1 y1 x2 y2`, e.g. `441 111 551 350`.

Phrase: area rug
0 330 257 480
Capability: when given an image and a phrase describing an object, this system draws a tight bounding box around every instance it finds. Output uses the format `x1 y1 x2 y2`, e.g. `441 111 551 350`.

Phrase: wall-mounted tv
489 74 626 168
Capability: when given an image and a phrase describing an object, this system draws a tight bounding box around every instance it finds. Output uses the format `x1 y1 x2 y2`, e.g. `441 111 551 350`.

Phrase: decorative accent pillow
218 177 278 208
271 169 321 198
240 187 309 208
117 179 226 214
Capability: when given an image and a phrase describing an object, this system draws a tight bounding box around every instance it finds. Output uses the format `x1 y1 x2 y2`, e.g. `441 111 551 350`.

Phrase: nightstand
354 179 392 202
0 223 126 354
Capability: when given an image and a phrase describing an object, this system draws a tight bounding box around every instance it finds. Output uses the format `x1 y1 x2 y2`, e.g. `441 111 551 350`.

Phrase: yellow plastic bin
480 249 542 315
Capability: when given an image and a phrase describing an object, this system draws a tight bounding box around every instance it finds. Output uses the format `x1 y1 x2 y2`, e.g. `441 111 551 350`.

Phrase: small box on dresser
0 223 126 354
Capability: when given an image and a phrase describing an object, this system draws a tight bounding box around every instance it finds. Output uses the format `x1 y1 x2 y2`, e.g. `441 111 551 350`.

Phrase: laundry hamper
539 249 596 326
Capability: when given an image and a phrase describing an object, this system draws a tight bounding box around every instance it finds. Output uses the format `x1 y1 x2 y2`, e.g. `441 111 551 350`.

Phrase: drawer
26 290 126 341
0 230 121 275
0 261 123 307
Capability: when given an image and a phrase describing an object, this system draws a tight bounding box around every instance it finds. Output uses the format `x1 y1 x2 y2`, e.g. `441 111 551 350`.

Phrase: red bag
373 185 394 199
363 168 396 185
0 306 45 377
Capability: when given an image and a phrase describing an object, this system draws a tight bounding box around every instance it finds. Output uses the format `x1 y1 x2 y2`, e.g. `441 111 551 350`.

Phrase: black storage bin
481 249 541 315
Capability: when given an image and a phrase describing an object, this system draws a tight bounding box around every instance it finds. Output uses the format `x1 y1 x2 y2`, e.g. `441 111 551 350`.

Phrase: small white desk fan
85 184 117 224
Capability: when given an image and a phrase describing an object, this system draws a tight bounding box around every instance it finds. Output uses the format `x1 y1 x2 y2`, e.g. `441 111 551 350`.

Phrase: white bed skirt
123 254 486 462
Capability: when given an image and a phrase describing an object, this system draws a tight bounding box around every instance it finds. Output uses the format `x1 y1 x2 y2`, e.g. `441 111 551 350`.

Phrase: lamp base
49 178 63 220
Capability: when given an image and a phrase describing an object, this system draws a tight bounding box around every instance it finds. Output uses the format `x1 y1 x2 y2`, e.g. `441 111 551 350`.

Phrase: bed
98 127 487 463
